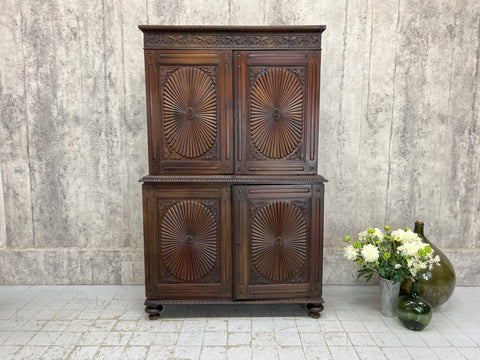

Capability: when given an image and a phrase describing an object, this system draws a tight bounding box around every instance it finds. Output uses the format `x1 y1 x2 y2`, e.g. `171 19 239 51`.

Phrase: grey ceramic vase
379 277 400 317
400 220 456 307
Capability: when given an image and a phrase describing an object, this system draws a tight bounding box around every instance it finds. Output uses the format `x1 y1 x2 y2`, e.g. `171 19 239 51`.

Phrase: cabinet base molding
144 297 325 319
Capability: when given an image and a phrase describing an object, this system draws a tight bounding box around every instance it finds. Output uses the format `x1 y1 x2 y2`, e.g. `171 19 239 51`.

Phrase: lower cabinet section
142 181 324 318
143 184 233 300
233 185 323 301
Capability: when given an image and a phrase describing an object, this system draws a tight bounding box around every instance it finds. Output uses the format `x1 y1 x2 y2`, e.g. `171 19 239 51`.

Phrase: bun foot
145 299 163 320
306 303 324 318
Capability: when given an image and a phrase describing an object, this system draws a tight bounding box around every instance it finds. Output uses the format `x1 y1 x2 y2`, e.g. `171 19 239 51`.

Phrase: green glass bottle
400 220 456 307
398 279 432 331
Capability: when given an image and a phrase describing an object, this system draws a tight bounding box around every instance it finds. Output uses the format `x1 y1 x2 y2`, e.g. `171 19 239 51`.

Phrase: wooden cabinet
139 26 326 319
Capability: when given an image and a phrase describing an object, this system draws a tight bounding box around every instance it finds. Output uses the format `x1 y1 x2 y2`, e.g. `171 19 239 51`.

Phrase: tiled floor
0 285 479 360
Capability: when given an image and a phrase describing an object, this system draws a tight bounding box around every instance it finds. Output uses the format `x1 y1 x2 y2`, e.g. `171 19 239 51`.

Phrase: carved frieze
144 32 322 49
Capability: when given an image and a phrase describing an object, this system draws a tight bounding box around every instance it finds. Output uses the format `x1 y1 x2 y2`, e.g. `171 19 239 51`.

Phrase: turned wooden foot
306 303 324 319
145 299 163 320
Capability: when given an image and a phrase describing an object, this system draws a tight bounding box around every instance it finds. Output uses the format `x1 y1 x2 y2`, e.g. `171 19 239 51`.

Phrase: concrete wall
0 0 479 285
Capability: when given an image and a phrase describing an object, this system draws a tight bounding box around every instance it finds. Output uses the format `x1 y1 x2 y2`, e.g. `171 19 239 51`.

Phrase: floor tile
173 344 202 359
203 331 227 346
458 346 480 360
27 331 61 345
94 345 125 360
0 345 22 360
39 345 75 359
128 331 156 346
380 346 411 360
252 318 274 332
299 332 325 346
228 318 251 332
12 345 48 360
177 331 204 346
3 332 36 346
276 331 302 346
103 331 133 346
396 332 428 347
355 346 386 360
252 331 277 346
52 332 83 346
226 345 252 360
303 345 332 360
122 345 149 360
431 346 467 360
145 345 176 360
406 346 439 359
253 345 280 360
328 346 359 360
349 332 377 346
199 346 227 360
67 345 100 360
324 333 350 347
78 331 109 346
372 332 402 347
319 320 344 332
341 320 368 333
205 319 228 332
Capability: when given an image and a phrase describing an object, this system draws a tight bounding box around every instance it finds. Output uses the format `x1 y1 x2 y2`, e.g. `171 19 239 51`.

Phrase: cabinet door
233 184 324 300
144 50 233 174
234 51 321 174
143 184 232 299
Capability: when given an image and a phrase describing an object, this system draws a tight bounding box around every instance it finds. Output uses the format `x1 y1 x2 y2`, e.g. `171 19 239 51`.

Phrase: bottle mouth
415 220 424 225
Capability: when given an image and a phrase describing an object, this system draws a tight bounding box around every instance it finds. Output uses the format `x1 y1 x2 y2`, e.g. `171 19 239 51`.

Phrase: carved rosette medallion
251 201 307 282
160 200 217 281
250 68 304 159
163 67 218 159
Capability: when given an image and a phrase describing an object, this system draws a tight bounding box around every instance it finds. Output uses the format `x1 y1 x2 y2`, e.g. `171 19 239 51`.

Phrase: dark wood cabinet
139 26 326 319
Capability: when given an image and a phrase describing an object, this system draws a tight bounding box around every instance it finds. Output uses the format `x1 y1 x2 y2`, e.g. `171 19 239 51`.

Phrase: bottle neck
411 279 420 298
414 220 425 237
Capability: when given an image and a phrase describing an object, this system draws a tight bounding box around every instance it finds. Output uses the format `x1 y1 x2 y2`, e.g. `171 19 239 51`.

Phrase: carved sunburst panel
162 67 218 159
251 201 307 282
160 200 218 281
249 67 304 159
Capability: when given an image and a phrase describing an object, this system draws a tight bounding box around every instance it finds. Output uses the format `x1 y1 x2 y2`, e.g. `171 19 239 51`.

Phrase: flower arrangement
344 226 440 283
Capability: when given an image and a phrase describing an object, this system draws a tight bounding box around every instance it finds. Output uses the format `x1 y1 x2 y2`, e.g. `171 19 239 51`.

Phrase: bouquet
343 226 440 283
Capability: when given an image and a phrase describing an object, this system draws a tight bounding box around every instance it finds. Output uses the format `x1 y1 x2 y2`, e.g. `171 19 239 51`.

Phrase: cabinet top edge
139 174 328 184
139 25 325 50
138 25 326 33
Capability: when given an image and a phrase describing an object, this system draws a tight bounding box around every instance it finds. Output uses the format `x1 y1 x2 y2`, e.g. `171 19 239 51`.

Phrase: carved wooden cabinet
139 26 327 318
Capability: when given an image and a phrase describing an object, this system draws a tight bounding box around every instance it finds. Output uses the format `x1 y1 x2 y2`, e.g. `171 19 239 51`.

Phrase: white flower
344 245 358 261
358 231 368 242
392 229 421 243
398 241 422 257
358 228 384 242
361 244 379 263
395 264 402 269
372 228 385 239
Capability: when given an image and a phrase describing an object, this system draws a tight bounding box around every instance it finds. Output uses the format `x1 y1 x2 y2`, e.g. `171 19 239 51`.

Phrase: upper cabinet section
144 50 233 174
139 26 325 175
235 51 320 174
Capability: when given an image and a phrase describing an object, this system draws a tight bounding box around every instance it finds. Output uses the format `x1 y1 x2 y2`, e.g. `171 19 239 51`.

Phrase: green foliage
344 227 414 283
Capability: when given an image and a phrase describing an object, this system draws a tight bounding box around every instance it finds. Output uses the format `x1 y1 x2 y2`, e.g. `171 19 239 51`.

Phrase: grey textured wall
0 0 479 285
